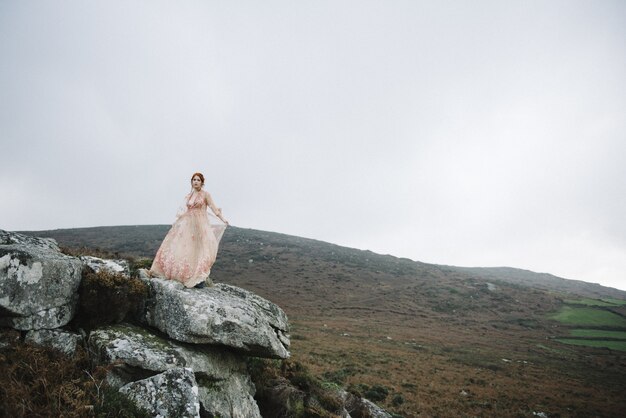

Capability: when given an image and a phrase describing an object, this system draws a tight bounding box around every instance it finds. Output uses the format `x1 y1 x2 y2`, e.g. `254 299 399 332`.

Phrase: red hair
190 172 205 186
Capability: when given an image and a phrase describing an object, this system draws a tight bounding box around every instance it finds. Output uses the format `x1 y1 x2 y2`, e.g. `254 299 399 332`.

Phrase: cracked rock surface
119 367 201 418
80 255 130 277
90 323 261 418
139 277 290 359
0 230 82 330
25 328 82 356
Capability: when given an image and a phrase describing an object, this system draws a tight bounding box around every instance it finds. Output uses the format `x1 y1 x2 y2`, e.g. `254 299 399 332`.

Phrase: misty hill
442 265 626 300
22 224 626 305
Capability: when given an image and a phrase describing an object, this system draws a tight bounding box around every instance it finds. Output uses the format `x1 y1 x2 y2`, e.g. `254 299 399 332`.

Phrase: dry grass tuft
0 335 149 417
248 358 345 418
72 268 148 330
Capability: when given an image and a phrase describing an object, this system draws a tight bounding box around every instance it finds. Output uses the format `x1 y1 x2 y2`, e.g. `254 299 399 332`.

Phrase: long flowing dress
150 190 227 288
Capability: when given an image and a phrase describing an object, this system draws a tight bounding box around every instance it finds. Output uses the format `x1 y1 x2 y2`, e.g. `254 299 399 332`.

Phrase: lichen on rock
140 277 291 359
25 328 82 356
119 367 201 418
89 323 261 418
0 230 82 330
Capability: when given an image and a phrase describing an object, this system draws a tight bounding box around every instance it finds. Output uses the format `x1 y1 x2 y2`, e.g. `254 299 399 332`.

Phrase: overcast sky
1 1 625 291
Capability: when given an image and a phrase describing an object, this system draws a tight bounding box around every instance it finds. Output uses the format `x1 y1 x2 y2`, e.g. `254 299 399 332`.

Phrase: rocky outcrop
0 230 82 330
119 367 200 418
0 229 60 251
80 255 130 277
25 328 83 356
1 230 392 418
341 391 393 418
89 323 260 418
139 276 290 359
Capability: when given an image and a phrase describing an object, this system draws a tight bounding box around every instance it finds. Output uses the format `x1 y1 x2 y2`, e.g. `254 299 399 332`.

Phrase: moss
128 258 154 278
94 385 152 418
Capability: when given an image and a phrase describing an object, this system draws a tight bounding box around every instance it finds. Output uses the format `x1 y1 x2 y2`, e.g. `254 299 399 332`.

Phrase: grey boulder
80 255 130 277
0 229 60 251
0 230 82 330
341 390 393 418
89 323 261 418
119 367 200 418
140 277 290 359
25 328 83 356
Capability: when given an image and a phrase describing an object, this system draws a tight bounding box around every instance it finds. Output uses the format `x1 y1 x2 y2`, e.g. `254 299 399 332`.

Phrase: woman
149 172 229 288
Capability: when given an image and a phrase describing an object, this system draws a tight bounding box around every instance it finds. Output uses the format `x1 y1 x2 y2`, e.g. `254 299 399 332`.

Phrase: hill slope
22 225 625 306
18 225 626 417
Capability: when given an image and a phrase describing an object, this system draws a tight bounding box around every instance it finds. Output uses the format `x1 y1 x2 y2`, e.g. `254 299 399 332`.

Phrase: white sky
1 1 625 291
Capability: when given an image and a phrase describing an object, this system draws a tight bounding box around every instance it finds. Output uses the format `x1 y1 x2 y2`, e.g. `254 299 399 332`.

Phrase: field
550 306 626 327
551 299 626 354
569 329 626 339
563 298 626 307
289 315 626 417
20 226 626 417
554 339 626 351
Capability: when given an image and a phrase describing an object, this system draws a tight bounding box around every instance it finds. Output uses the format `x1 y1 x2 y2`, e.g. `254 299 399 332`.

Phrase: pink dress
150 190 226 288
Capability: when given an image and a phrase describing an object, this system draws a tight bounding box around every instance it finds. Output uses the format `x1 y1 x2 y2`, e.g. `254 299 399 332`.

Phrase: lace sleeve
175 192 191 218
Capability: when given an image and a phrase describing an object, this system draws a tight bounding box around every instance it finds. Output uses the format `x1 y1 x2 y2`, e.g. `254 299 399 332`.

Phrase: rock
119 367 200 418
341 390 393 418
80 255 130 277
89 323 261 418
25 328 82 356
137 268 150 279
256 377 351 418
255 377 306 418
0 230 59 251
0 230 82 330
357 398 392 418
198 372 261 418
140 277 290 359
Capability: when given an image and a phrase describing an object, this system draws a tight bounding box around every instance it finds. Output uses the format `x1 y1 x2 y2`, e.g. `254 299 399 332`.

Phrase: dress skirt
150 205 225 288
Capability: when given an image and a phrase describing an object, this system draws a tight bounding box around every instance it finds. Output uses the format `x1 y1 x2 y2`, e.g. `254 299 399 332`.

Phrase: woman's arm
205 191 229 225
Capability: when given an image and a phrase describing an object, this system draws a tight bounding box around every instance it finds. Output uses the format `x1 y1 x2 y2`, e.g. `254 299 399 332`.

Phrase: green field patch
600 298 626 305
555 339 626 352
569 329 626 339
550 306 626 327
564 298 626 307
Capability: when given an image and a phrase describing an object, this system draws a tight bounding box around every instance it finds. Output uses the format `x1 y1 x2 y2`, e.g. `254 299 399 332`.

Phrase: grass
564 298 626 307
550 306 626 327
290 317 626 417
247 358 346 417
555 339 626 352
0 336 151 418
602 298 626 305
569 329 626 339
552 304 626 353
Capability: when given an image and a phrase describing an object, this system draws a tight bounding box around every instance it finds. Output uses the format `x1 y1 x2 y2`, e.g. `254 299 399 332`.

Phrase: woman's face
192 176 203 190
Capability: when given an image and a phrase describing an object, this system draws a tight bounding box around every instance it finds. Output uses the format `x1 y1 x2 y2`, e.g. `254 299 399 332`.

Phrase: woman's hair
190 172 205 186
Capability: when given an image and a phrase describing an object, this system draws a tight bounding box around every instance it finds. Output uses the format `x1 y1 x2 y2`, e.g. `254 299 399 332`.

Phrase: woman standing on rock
149 172 229 288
